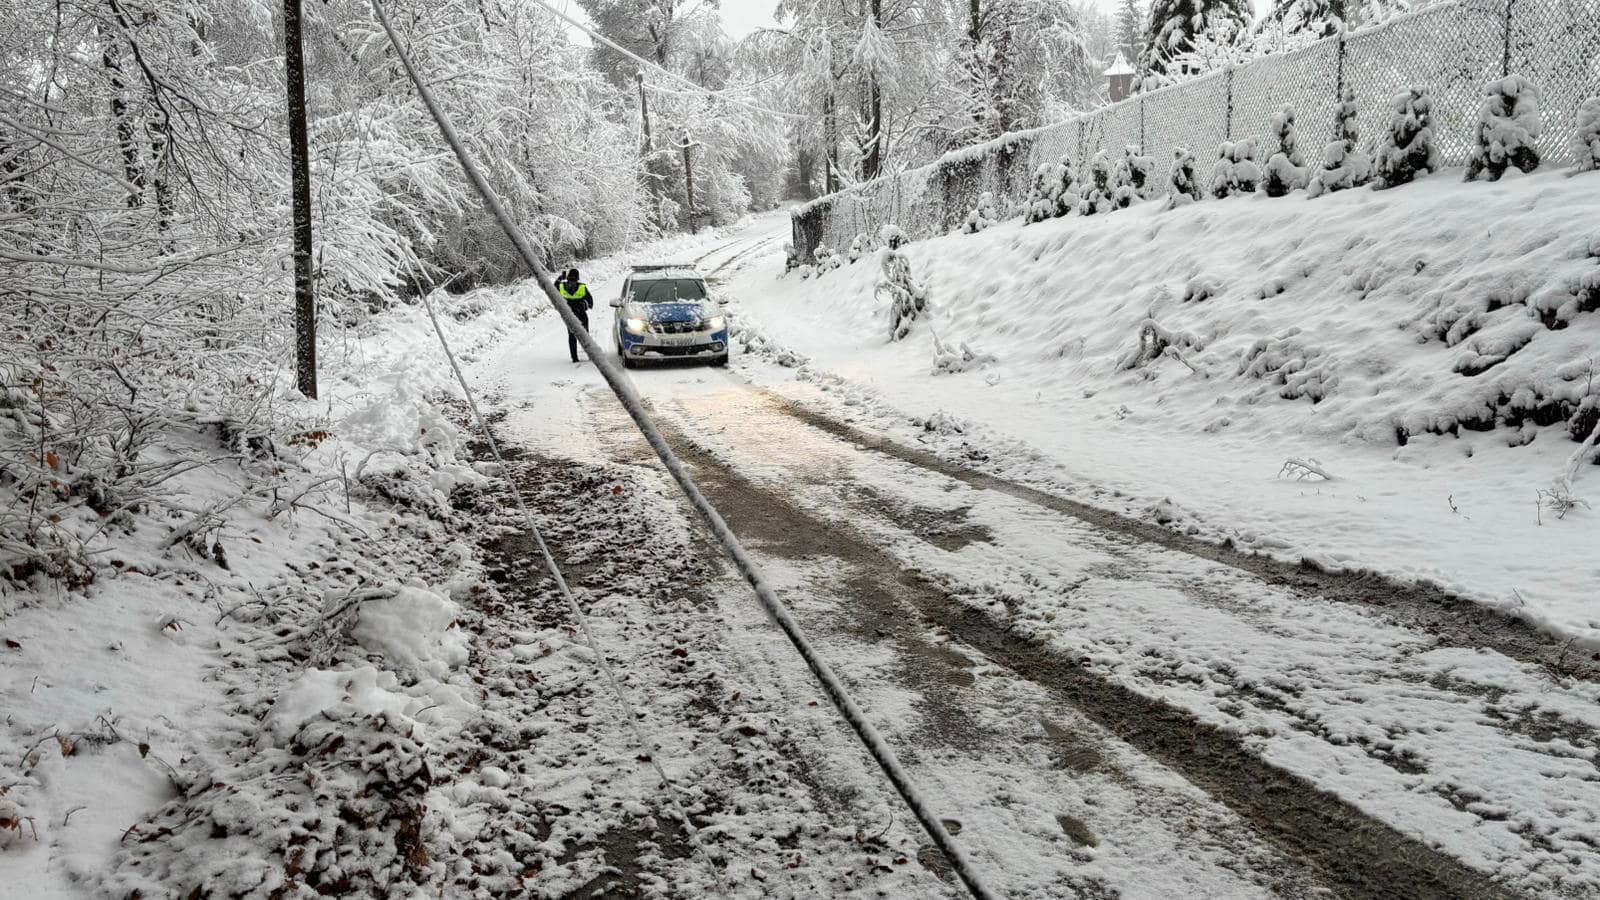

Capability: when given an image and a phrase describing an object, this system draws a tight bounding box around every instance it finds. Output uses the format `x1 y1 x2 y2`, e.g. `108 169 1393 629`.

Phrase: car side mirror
609 298 624 308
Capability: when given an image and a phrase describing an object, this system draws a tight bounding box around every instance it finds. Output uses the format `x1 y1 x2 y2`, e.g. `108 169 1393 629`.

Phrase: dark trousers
566 302 589 361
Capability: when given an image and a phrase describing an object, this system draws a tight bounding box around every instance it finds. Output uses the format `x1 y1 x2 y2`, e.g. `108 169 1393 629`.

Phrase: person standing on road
556 268 594 363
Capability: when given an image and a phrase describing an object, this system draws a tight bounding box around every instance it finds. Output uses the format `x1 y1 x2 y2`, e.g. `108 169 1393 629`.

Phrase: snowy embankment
735 169 1600 643
0 284 534 894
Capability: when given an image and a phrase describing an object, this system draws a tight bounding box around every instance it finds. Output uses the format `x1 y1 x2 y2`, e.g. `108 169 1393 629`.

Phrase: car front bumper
620 328 730 360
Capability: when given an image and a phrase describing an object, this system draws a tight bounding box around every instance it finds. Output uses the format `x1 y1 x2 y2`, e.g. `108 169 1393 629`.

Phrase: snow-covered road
474 222 1600 898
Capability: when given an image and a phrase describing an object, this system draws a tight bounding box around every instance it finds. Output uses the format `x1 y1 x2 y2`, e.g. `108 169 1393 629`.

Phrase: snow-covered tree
1167 148 1204 207
1114 146 1157 206
1210 139 1261 197
878 224 928 341
1115 0 1147 62
1141 0 1251 80
1578 97 1600 172
1263 105 1308 197
961 192 1000 232
1260 0 1412 39
1079 151 1118 214
1025 157 1077 222
1306 90 1372 196
955 0 1098 142
1465 75 1542 182
1373 86 1440 189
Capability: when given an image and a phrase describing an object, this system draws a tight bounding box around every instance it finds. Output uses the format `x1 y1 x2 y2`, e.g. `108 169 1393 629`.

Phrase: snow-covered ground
734 168 1600 646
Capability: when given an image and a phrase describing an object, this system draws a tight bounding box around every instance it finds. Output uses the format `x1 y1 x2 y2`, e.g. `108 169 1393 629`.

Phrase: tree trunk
823 90 838 194
863 0 884 181
101 37 144 208
283 0 317 399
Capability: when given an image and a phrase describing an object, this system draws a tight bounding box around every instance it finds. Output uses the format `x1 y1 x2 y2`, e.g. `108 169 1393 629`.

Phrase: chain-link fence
791 0 1600 262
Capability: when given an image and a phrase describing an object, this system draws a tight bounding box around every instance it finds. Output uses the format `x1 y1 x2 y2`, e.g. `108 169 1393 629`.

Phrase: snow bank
351 584 470 678
740 166 1600 640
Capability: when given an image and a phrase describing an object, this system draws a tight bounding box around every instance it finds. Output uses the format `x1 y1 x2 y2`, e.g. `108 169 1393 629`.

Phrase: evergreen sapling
1079 151 1116 215
1263 105 1307 196
1373 86 1440 189
1306 89 1372 197
1167 148 1203 208
961 191 999 233
1025 156 1076 223
1577 96 1600 172
1465 75 1541 181
1209 139 1261 198
1114 145 1156 208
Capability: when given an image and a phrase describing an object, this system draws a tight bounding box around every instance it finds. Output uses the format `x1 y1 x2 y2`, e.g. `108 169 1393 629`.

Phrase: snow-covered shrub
961 191 999 233
1025 156 1076 223
877 225 927 342
1263 105 1307 197
1078 151 1117 215
1465 75 1541 182
1306 90 1372 197
1239 329 1336 402
1167 148 1203 208
812 244 842 271
1210 139 1261 198
1117 319 1201 371
931 333 997 375
1373 87 1440 189
1114 146 1156 208
848 232 875 262
1576 97 1600 172
783 241 800 272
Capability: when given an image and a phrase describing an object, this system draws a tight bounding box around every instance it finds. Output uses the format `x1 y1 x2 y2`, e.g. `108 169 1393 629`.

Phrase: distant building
1104 50 1136 103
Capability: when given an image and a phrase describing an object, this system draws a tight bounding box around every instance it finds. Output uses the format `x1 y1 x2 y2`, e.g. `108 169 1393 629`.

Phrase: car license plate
657 332 699 346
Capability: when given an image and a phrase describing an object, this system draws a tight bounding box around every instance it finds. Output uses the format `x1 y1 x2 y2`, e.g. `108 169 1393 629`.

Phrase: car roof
628 264 703 280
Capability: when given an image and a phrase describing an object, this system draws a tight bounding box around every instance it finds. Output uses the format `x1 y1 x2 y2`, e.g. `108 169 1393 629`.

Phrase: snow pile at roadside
731 168 1600 641
0 281 535 897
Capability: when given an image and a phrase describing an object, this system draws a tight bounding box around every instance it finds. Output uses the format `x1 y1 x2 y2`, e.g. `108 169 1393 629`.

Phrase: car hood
629 301 715 323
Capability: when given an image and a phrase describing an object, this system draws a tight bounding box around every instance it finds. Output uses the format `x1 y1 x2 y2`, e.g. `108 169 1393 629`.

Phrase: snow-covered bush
812 244 843 271
1167 148 1203 208
1025 156 1076 223
1114 146 1156 208
961 192 999 233
1210 139 1261 198
783 242 800 272
1576 97 1600 172
1373 86 1440 189
848 232 876 262
931 333 997 375
1306 90 1372 197
1263 105 1307 197
1465 75 1542 182
1239 329 1336 402
1078 151 1117 215
877 225 927 342
1117 319 1202 371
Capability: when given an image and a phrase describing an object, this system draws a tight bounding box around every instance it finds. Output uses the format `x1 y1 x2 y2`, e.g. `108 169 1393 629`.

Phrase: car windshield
631 278 706 303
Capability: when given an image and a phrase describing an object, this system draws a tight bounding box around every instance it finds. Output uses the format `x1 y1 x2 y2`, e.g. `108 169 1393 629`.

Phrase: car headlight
705 315 725 331
624 317 648 335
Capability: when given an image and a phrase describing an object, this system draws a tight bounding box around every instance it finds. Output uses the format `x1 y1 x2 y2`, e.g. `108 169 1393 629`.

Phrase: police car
610 264 730 368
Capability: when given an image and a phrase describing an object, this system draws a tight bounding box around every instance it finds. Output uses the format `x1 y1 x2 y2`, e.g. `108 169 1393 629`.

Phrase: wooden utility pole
637 70 653 153
679 129 697 233
284 0 316 398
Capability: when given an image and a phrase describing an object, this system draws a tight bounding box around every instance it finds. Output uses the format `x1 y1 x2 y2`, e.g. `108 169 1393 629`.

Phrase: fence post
1501 0 1514 77
1139 96 1147 152
1224 67 1235 141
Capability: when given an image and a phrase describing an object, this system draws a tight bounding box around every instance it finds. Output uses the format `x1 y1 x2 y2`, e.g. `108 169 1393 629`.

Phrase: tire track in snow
633 399 1518 900
742 386 1600 685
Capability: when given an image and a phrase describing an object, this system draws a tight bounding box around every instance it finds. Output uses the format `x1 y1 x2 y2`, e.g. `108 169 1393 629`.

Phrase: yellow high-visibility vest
557 282 589 302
